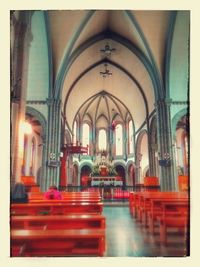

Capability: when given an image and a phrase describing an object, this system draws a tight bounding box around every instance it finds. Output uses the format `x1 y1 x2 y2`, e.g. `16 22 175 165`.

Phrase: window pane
129 120 133 154
82 123 89 147
116 124 123 155
99 129 107 150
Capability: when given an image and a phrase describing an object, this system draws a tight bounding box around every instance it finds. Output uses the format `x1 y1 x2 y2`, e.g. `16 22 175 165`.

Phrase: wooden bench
11 229 105 256
138 192 188 225
11 214 106 230
11 202 103 216
147 198 188 233
29 199 101 204
129 192 188 221
157 202 189 245
28 191 101 201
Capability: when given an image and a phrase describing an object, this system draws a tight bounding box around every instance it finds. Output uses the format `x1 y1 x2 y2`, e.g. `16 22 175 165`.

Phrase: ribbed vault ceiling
47 10 171 134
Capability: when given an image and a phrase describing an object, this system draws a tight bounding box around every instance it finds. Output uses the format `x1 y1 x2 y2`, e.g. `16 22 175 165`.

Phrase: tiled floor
103 203 189 257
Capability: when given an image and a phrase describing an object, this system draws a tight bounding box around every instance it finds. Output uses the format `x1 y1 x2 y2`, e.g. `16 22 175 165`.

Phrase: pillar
11 12 33 188
45 98 61 190
155 99 177 191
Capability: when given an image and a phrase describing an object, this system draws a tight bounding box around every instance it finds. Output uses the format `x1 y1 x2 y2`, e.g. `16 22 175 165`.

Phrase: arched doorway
135 130 149 185
22 114 44 186
72 164 79 186
80 165 92 186
175 115 189 175
115 164 126 186
25 107 47 190
127 163 135 186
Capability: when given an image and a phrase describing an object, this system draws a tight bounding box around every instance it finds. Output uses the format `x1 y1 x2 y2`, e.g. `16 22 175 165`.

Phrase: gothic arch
26 106 47 141
26 106 47 190
135 129 148 183
172 108 188 139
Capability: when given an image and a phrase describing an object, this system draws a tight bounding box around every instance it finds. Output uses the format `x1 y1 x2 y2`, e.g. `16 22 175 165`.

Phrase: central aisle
103 205 188 257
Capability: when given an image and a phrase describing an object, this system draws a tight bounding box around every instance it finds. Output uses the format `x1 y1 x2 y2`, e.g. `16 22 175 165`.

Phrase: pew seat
11 229 105 256
28 191 101 201
11 202 103 216
11 214 106 230
147 199 188 233
157 202 189 245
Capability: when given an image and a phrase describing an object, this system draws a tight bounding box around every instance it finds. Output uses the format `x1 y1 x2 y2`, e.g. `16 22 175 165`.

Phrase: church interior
10 10 189 257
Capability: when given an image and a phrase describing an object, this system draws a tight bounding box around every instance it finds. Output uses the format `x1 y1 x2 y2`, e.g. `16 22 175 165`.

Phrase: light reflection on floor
103 205 189 257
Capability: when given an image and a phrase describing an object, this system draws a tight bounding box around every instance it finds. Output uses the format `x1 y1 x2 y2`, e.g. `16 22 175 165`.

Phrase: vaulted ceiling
45 10 180 134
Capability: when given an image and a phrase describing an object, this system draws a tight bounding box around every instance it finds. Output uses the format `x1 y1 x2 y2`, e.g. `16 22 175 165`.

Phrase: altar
89 151 123 188
91 176 123 187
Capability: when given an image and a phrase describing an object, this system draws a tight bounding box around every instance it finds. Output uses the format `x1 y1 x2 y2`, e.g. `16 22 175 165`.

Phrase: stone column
155 100 177 191
11 12 33 188
45 98 61 190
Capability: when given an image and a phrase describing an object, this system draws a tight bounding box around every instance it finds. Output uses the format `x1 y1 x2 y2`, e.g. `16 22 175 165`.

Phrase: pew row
11 214 106 230
157 201 189 245
29 198 101 204
11 229 105 256
11 202 103 216
129 191 189 245
146 198 189 233
28 191 101 201
129 191 188 220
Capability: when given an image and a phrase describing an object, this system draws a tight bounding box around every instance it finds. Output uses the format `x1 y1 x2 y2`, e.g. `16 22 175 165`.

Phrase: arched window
128 120 133 154
98 129 107 150
73 121 77 144
115 124 123 155
82 123 90 147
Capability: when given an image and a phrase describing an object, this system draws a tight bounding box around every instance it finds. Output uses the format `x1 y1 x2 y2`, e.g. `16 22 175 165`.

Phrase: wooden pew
28 191 101 201
11 202 103 216
11 229 105 256
30 198 101 204
11 214 106 230
129 192 188 222
138 192 188 225
146 198 188 233
157 201 189 245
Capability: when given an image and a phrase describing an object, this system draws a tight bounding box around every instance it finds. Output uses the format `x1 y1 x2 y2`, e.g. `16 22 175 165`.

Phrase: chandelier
100 63 112 78
100 43 116 58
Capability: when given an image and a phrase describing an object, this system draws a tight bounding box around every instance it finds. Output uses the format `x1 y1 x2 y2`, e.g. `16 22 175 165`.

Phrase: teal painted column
155 100 177 191
45 98 61 190
149 143 157 176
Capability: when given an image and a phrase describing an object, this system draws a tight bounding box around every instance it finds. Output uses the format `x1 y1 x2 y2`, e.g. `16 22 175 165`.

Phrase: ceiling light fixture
100 43 116 57
100 63 112 78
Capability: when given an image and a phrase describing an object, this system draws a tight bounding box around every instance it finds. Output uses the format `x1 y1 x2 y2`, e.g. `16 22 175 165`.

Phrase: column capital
46 98 61 107
154 98 173 108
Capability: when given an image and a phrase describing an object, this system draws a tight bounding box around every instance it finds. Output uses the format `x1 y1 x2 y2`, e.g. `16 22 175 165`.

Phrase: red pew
157 201 189 245
11 202 103 216
11 214 106 230
11 229 105 256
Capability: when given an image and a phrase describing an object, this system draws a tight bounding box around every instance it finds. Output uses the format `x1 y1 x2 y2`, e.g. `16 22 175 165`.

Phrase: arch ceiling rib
45 10 177 137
